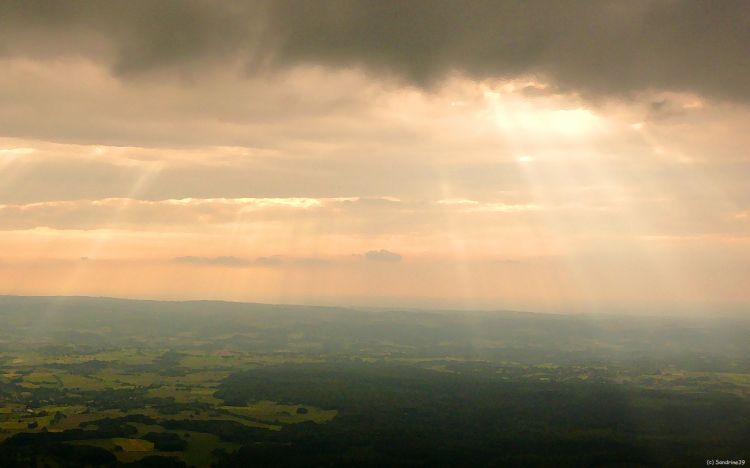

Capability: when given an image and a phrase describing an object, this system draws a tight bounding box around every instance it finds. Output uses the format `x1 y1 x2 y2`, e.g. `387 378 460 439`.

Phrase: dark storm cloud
1 1 749 101
0 0 261 75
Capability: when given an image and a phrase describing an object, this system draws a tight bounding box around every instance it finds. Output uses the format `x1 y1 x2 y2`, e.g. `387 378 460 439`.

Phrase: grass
717 372 750 385
179 430 241 467
113 438 155 451
129 423 240 466
69 425 240 466
0 347 329 464
95 369 166 387
68 439 159 463
0 421 29 430
17 381 40 389
146 380 224 404
147 385 196 403
222 400 337 425
90 349 162 365
57 372 111 390
140 407 280 431
0 405 20 414
58 409 127 431
22 371 59 386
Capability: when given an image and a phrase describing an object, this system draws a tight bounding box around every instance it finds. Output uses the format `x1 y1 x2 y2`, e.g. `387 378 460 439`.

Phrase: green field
1 296 749 466
222 400 337 424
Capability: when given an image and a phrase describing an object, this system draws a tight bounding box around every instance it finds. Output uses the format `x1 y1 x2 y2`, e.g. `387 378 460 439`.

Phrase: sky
0 1 749 313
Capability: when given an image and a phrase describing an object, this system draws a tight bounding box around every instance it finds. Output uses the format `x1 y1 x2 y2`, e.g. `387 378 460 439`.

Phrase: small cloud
646 99 686 121
174 255 251 267
519 84 553 97
256 255 284 266
365 249 402 263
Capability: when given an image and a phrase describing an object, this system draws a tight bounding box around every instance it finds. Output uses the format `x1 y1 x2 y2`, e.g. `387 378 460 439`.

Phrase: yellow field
22 371 59 386
68 439 158 463
113 438 155 451
0 405 20 414
0 421 29 430
58 409 127 431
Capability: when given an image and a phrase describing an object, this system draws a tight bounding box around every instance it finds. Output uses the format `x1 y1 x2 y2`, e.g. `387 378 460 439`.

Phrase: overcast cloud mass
0 1 748 313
